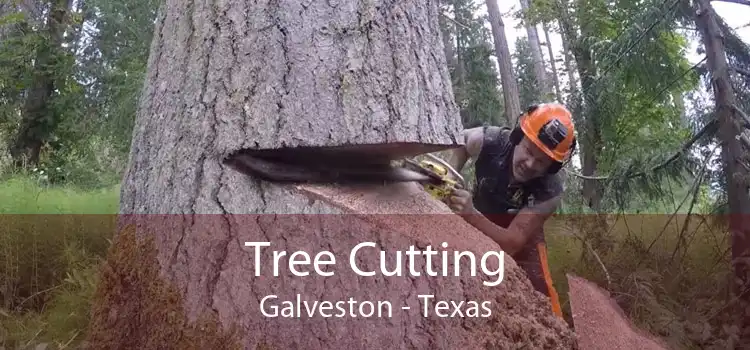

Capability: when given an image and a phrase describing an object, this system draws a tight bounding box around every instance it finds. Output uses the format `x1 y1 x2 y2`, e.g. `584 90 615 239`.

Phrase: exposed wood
82 0 584 347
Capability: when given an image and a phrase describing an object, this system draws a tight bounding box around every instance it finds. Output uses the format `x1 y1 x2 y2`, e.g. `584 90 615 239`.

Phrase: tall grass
545 213 734 350
0 176 119 349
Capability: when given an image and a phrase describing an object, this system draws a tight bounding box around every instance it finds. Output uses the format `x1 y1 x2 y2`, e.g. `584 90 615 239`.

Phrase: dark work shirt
470 126 563 297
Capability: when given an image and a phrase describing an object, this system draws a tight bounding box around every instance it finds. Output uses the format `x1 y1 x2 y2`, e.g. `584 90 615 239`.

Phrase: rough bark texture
695 0 750 345
100 0 580 348
120 0 464 214
567 274 669 350
94 180 579 349
485 0 521 125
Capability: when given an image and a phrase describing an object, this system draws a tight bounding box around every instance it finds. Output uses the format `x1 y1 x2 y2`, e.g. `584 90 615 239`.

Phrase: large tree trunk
86 0 576 348
695 0 750 345
555 0 602 212
485 0 521 125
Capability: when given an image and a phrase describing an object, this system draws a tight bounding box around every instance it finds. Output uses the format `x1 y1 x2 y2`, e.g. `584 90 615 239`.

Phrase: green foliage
458 44 504 127
83 0 160 154
546 214 733 349
0 176 118 348
445 0 505 128
513 37 543 108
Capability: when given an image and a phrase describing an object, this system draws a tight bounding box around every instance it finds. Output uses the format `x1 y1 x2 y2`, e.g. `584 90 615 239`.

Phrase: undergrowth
545 213 734 350
0 174 737 349
0 176 119 349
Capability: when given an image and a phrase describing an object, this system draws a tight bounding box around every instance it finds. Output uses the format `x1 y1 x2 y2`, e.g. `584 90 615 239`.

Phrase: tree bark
542 22 563 103
10 0 72 167
695 0 750 345
118 0 466 214
453 0 466 87
87 0 577 348
519 0 550 101
555 0 602 212
438 1 456 73
485 0 522 125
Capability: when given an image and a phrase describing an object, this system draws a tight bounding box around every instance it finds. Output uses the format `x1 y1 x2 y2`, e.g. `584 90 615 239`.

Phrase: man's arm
503 175 564 253
505 195 561 249
460 195 560 255
447 127 484 173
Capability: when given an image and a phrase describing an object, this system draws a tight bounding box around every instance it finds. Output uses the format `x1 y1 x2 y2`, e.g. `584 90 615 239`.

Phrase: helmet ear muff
509 104 539 145
510 126 523 145
547 135 577 174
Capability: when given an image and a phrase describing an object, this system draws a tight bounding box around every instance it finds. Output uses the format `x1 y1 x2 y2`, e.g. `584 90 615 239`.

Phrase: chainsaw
397 154 465 201
223 146 466 203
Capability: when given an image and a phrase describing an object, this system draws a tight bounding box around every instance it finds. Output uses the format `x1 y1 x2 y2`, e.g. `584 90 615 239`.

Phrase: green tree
513 37 542 109
445 0 504 128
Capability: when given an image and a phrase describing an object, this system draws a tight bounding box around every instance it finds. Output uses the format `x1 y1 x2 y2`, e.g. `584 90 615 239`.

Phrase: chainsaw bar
224 150 433 184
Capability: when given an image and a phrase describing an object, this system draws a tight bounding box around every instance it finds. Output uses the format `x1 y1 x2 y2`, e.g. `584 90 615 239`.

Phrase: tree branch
734 104 750 127
712 0 750 6
567 119 718 181
731 66 750 78
440 12 470 30
711 0 750 6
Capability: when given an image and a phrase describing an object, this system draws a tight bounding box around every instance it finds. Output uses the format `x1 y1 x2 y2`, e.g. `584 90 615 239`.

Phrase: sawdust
567 273 670 350
296 182 578 349
86 180 582 349
85 225 243 350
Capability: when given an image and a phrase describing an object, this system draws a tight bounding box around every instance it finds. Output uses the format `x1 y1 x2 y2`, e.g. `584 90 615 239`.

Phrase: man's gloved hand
446 188 475 215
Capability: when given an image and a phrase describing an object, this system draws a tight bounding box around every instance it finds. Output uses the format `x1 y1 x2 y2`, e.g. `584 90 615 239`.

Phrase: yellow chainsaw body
414 159 460 202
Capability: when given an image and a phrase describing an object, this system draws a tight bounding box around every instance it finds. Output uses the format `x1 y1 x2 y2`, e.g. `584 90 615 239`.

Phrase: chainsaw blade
224 152 432 184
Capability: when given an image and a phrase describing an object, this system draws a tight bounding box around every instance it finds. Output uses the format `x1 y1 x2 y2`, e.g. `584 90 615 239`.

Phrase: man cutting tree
444 103 577 319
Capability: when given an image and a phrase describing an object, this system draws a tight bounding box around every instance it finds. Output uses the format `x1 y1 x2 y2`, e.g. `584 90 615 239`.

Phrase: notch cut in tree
89 0 578 348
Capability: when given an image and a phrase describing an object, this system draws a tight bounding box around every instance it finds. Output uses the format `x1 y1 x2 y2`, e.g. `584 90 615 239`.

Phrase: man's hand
446 188 475 214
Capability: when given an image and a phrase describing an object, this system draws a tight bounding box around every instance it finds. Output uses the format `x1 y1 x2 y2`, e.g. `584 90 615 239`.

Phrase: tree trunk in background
559 24 578 102
439 1 456 73
10 0 72 167
555 0 601 212
673 91 688 125
519 0 550 101
80 0 577 348
542 22 563 103
695 0 750 345
485 0 521 125
453 0 466 87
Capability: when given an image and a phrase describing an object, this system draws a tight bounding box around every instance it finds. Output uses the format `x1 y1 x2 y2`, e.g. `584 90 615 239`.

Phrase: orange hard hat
519 103 576 163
